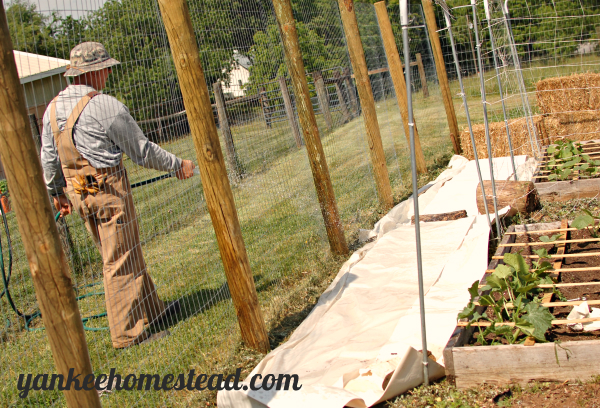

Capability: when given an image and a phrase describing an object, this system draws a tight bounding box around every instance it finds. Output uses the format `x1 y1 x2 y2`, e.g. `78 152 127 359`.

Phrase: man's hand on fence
53 195 72 217
176 160 196 180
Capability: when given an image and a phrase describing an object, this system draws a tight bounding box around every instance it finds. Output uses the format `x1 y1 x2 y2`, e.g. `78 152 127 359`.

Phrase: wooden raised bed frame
443 221 600 388
534 140 600 201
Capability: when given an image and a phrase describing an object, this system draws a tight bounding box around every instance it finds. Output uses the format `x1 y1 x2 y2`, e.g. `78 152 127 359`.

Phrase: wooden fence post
259 86 272 128
278 76 303 148
343 67 359 116
312 70 333 130
337 0 394 210
271 0 348 256
0 3 102 407
213 82 240 178
374 2 427 174
422 0 462 154
415 53 429 98
333 70 352 124
157 0 270 353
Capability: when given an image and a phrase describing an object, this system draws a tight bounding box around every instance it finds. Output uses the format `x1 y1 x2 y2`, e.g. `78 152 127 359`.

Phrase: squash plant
458 251 555 345
572 210 600 238
546 139 600 181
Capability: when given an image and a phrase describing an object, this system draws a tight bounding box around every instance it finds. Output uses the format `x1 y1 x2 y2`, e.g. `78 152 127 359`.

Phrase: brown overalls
50 91 166 348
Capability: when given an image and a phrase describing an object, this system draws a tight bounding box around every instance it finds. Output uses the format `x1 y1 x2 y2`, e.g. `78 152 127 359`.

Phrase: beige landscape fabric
459 117 544 160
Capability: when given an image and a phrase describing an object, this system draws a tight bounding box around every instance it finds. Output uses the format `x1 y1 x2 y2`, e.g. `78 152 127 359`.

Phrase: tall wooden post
343 67 359 116
259 86 272 128
415 53 429 98
271 0 348 256
278 76 303 148
0 3 101 407
213 82 240 178
374 2 427 174
312 70 333 130
422 0 461 154
333 70 351 124
157 0 270 353
337 0 394 210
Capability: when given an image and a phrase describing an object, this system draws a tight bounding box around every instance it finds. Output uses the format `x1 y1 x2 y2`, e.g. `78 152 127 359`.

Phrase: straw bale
536 73 600 115
542 111 600 142
459 117 544 160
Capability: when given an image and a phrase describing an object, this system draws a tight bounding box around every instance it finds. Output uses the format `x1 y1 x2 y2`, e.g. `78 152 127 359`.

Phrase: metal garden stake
400 0 429 386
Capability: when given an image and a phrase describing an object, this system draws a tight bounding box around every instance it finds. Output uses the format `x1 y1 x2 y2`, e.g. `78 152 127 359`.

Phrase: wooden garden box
534 139 600 201
443 222 600 388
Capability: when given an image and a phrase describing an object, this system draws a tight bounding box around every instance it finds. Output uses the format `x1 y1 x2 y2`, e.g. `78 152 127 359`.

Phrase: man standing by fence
40 42 195 349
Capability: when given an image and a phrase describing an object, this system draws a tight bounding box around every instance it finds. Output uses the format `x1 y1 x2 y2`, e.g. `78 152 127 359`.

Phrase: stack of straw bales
537 73 600 142
459 73 600 160
459 117 545 160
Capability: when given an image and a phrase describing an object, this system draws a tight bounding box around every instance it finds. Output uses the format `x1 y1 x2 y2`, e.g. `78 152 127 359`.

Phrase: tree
6 0 60 58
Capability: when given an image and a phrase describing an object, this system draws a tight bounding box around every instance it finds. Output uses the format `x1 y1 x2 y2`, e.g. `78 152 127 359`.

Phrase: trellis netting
440 0 600 160
3 0 452 405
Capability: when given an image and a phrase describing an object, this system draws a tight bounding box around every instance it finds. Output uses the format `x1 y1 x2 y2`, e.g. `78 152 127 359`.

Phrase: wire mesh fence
440 0 600 162
0 0 514 406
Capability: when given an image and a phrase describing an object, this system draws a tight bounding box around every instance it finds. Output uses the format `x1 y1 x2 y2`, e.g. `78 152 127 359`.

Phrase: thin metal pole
401 0 429 386
442 8 492 231
483 0 517 180
501 1 541 159
471 0 503 236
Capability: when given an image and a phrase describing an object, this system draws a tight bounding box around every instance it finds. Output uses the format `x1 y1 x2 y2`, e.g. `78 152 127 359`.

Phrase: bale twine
459 117 544 160
536 73 600 114
536 73 600 143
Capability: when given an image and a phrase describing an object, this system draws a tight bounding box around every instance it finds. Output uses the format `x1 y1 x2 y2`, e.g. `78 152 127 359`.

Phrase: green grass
0 87 451 406
2 53 595 406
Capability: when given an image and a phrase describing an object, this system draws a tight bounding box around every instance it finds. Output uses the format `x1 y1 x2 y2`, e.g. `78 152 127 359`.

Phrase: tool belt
50 91 119 197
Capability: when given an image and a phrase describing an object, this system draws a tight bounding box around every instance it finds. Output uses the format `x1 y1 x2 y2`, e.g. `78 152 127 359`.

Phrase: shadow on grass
150 272 280 332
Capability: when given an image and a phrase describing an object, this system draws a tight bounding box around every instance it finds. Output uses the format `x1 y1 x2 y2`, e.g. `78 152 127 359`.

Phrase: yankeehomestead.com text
17 369 302 398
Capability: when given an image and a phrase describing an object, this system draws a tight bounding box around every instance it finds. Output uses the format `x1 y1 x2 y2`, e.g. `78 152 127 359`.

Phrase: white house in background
221 50 252 99
0 51 69 179
14 50 70 129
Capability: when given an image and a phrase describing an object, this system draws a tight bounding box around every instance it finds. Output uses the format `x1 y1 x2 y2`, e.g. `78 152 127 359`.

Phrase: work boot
117 330 170 349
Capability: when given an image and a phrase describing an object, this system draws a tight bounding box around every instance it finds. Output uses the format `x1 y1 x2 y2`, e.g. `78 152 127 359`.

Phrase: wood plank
457 316 600 327
479 281 600 288
473 300 600 308
499 237 600 247
486 266 600 273
549 219 568 286
536 178 600 202
493 252 600 259
451 340 600 388
410 210 467 224
538 281 600 288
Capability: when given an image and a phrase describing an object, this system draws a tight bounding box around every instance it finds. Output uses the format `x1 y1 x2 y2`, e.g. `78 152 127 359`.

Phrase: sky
31 0 107 18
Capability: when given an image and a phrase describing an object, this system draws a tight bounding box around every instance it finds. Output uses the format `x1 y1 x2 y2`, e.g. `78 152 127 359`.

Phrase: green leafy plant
546 139 600 181
458 252 555 345
572 209 600 238
0 180 8 197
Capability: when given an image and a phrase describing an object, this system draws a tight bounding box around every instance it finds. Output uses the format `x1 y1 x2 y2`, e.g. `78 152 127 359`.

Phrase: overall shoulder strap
51 91 99 173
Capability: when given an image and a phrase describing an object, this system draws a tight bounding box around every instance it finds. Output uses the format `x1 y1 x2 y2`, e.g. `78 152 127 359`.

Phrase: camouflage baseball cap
64 42 120 77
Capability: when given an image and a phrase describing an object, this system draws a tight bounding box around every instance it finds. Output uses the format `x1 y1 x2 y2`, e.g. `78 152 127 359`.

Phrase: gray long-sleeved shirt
41 84 182 196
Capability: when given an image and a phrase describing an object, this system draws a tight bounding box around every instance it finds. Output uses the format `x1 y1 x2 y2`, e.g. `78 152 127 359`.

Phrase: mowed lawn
1 53 595 405
0 84 451 406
